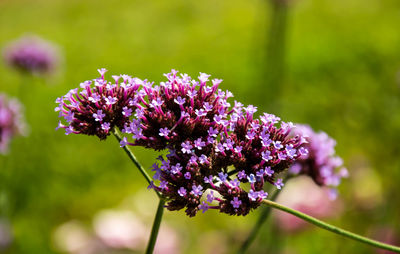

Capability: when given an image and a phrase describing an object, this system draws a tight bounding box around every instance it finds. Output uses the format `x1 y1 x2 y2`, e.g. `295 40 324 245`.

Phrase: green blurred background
1 0 399 253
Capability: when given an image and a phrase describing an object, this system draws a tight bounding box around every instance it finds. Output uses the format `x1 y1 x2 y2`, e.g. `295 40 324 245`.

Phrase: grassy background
0 0 399 253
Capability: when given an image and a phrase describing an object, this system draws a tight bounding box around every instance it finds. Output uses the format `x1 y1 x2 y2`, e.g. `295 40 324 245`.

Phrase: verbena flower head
0 94 28 154
127 70 307 216
3 35 60 75
55 69 142 139
289 124 348 198
55 68 309 217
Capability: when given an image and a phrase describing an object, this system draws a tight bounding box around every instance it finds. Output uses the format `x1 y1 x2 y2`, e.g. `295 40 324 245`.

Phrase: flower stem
112 129 164 252
112 128 161 198
145 198 165 254
255 0 289 109
261 199 400 253
237 189 281 254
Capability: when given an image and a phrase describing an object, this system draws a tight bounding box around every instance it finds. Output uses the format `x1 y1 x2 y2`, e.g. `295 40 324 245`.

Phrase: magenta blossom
3 35 60 75
0 94 28 154
289 124 348 198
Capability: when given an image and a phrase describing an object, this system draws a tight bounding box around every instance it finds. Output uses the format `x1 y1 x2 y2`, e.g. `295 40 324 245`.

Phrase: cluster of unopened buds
56 69 348 217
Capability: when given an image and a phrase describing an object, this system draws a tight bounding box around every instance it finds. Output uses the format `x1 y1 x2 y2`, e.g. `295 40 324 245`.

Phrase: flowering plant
56 69 400 254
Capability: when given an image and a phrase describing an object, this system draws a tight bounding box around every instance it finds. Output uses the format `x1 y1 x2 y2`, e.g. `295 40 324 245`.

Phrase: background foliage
0 0 399 253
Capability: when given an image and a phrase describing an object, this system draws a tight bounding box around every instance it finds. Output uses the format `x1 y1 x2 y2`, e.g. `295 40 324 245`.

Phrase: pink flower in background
53 209 181 254
372 226 400 254
274 176 341 233
3 35 61 75
93 210 148 250
0 93 28 154
93 209 181 253
53 221 102 254
154 225 181 254
0 218 13 251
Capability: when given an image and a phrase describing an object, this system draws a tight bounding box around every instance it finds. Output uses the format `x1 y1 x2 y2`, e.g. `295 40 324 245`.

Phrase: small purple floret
230 197 242 209
178 187 187 197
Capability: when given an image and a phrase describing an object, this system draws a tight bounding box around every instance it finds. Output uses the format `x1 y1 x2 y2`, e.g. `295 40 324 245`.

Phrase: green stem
112 128 165 252
237 189 281 254
145 199 165 254
257 0 289 109
112 128 161 198
261 199 400 253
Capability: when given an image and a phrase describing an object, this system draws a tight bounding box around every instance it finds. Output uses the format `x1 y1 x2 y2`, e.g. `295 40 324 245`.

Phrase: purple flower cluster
122 70 307 216
0 94 27 154
56 69 307 216
289 124 348 197
55 69 142 139
3 35 60 75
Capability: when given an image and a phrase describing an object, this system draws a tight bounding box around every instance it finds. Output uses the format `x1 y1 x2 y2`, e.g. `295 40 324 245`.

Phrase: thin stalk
237 189 281 254
112 128 164 253
257 0 289 109
261 199 400 253
145 199 165 254
112 128 161 198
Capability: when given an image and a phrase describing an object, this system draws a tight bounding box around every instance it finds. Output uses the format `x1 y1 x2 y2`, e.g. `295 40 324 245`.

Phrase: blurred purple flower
0 94 28 154
289 124 348 196
3 35 60 75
